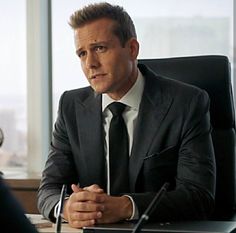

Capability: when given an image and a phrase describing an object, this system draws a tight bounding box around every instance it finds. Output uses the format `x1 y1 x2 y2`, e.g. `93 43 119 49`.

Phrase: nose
85 52 100 69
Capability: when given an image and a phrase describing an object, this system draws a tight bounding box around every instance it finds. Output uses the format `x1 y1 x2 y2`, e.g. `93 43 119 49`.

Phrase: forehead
74 18 117 48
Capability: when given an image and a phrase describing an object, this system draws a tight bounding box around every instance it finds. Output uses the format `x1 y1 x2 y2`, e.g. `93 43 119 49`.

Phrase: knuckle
95 204 103 211
76 211 97 220
71 220 83 228
80 191 89 199
92 184 99 189
95 194 105 202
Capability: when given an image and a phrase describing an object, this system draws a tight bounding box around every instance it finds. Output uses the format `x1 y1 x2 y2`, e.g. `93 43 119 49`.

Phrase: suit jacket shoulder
138 63 209 103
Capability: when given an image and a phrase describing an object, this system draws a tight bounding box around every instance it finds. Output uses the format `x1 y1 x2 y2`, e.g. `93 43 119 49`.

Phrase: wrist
119 195 133 220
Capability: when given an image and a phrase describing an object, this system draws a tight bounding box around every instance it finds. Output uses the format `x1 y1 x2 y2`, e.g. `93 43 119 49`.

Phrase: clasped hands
63 184 133 228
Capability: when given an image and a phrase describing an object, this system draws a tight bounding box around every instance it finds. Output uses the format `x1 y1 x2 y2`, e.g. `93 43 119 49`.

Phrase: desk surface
27 214 81 233
28 214 236 233
38 224 81 233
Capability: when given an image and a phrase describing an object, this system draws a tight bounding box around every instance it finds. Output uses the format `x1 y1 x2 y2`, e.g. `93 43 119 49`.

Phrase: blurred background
0 0 235 175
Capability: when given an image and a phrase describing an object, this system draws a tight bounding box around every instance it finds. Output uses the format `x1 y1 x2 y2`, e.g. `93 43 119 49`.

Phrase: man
38 2 216 229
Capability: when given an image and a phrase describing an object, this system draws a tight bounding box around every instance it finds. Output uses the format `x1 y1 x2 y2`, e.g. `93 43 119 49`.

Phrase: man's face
74 18 139 100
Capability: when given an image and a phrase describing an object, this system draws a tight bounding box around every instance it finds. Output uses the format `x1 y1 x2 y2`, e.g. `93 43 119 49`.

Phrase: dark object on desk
56 184 67 233
132 182 169 233
139 55 236 220
83 221 236 233
0 177 38 233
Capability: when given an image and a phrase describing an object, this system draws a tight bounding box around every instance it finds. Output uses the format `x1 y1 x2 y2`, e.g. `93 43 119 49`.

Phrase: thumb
83 184 104 193
71 183 82 193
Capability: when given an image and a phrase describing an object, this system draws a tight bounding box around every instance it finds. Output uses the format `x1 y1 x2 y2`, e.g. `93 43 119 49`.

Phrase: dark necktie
108 102 129 195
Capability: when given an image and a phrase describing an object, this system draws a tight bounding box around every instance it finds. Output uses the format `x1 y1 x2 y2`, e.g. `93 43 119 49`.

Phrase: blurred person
0 176 38 232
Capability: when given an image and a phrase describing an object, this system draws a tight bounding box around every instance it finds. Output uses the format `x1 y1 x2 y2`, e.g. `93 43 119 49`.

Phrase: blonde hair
69 2 137 47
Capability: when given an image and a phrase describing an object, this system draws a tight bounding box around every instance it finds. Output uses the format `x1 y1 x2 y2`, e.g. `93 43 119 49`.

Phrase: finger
83 184 104 193
73 201 105 212
71 211 102 221
69 219 95 229
71 184 82 193
74 191 105 203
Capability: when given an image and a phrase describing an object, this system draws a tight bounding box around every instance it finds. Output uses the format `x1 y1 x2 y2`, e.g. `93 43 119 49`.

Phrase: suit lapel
75 92 106 189
129 65 173 191
73 65 173 192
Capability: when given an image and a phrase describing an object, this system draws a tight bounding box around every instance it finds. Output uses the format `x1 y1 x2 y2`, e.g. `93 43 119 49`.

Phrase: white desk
27 214 81 233
38 224 81 233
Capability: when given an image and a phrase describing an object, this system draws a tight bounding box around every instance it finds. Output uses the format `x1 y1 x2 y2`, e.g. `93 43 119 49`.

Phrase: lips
91 73 106 79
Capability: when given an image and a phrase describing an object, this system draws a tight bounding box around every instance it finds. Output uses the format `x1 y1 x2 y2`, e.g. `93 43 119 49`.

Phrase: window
52 0 234 121
0 1 27 170
1 0 234 173
0 0 51 174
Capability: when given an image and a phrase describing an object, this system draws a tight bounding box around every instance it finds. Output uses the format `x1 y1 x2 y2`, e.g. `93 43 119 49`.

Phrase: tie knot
108 102 126 116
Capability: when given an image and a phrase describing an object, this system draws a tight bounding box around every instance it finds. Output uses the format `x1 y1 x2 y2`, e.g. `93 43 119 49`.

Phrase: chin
91 85 109 95
92 87 106 95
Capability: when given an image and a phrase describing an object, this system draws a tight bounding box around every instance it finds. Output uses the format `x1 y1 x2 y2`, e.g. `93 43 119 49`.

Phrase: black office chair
138 55 236 220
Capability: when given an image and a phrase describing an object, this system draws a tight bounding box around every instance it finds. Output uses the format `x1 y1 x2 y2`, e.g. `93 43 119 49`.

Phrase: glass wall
0 0 234 172
0 0 27 170
51 0 234 122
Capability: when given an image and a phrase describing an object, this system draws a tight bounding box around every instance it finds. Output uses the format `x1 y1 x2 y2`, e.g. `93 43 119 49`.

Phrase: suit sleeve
130 90 216 221
37 92 78 222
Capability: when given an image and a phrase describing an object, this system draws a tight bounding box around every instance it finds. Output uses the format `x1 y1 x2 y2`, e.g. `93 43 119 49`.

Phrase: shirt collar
102 68 145 112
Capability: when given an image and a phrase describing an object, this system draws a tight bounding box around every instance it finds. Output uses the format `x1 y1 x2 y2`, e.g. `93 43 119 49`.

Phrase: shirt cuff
54 197 69 221
54 202 60 219
124 195 139 220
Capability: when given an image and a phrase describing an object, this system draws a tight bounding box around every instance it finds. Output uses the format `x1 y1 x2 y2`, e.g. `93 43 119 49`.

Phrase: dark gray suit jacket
38 64 216 222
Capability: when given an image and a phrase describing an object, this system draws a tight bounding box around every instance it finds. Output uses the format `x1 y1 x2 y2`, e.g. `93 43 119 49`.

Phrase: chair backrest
138 55 236 220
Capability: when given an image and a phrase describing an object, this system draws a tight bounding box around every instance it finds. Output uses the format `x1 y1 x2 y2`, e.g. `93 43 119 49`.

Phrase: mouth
90 73 107 80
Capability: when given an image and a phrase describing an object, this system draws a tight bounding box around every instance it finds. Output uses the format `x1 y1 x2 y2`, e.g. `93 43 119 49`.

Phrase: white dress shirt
54 69 145 220
102 69 145 219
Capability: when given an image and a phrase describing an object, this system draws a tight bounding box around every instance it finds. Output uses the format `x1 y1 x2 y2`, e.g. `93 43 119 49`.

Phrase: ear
127 38 139 60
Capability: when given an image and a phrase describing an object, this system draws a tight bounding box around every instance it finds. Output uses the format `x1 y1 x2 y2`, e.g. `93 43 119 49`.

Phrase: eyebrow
76 40 111 54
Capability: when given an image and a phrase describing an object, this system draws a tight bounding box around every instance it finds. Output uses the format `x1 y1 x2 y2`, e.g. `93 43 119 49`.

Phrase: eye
77 50 86 58
95 45 106 53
